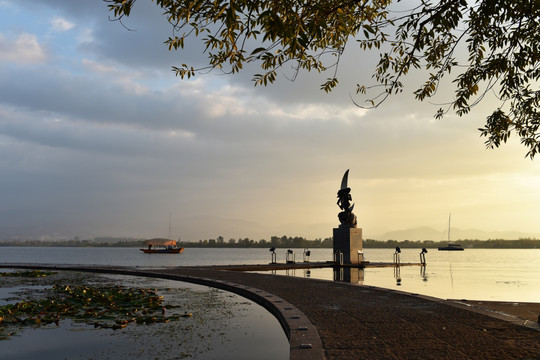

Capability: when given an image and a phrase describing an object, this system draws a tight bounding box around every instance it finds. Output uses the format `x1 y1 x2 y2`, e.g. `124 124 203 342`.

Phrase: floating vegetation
0 270 56 278
0 282 192 339
0 271 288 360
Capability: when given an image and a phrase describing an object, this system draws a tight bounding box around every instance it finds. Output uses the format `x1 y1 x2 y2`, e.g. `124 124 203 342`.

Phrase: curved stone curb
444 300 540 331
1 264 324 360
359 283 540 332
161 275 325 360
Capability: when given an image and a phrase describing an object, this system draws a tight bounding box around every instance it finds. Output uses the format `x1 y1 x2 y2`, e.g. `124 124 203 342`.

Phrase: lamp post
393 246 401 265
269 247 276 264
420 248 428 265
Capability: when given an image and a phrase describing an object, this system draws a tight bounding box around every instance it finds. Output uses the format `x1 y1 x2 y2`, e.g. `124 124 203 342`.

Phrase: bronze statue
337 169 357 228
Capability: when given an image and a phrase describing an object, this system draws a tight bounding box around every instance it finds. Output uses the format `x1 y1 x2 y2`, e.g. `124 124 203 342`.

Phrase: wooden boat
140 238 184 254
438 214 464 251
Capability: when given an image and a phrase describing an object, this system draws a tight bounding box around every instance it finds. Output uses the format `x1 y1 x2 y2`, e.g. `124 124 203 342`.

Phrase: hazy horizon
2 223 538 243
1 1 539 243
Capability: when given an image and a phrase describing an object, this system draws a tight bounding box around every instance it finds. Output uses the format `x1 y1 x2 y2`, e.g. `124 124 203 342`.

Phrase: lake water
0 247 296 360
0 273 290 360
1 247 538 359
1 246 539 302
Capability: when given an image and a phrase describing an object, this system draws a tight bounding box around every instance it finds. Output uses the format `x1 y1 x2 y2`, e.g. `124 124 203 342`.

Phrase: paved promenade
4 264 540 360
156 267 540 360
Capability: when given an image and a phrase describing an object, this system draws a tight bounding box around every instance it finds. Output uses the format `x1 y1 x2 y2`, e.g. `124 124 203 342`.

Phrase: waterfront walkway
3 263 540 360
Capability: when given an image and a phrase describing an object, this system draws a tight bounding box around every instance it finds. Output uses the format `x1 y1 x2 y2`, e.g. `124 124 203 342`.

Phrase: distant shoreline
1 238 539 249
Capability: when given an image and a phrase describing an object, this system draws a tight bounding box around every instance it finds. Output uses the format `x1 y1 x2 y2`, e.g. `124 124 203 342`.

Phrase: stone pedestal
333 227 363 265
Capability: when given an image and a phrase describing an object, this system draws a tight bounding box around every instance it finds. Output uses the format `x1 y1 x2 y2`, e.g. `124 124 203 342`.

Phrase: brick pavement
155 267 540 360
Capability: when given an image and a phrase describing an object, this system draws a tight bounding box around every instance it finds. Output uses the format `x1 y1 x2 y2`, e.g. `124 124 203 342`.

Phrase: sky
0 0 539 242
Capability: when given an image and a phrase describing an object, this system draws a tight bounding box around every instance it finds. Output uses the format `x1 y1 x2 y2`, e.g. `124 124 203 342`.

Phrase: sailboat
140 238 184 254
140 213 184 254
438 213 464 251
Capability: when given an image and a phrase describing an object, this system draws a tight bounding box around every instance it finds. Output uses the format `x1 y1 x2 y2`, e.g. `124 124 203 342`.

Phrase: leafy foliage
366 0 540 157
105 0 539 156
105 0 391 88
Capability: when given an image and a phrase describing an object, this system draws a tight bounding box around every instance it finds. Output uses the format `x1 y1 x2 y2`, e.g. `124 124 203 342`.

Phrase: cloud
50 16 74 32
0 0 539 241
0 33 47 64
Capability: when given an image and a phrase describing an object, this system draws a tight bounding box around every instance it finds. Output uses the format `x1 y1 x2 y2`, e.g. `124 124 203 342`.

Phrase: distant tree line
178 236 333 248
363 238 540 249
180 237 540 249
0 238 143 248
1 237 539 249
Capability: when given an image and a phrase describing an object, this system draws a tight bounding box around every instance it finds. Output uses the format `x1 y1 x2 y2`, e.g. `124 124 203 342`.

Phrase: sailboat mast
168 212 172 240
448 213 451 242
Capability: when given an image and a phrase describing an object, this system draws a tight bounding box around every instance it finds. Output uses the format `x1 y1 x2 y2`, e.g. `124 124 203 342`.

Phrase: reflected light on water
0 275 289 360
0 247 539 302
257 248 540 303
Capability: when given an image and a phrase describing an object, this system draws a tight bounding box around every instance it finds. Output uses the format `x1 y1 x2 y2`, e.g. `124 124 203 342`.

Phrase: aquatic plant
0 283 192 339
0 270 56 278
0 272 283 359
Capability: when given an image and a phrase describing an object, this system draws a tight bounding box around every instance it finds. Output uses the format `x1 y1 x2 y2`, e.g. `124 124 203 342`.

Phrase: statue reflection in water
333 267 364 284
332 249 429 285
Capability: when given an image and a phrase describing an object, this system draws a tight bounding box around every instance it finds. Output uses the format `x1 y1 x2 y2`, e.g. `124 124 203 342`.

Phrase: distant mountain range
371 227 540 241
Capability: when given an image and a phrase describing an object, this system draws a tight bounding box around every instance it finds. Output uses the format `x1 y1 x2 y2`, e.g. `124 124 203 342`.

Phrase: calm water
1 246 539 302
0 274 289 360
1 247 538 359
0 266 289 360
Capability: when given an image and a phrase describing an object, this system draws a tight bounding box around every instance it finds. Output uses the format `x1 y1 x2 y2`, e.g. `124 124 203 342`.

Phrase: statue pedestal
333 227 363 265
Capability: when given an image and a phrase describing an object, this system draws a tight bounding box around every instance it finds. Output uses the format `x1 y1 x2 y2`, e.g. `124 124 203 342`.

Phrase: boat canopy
143 238 176 247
